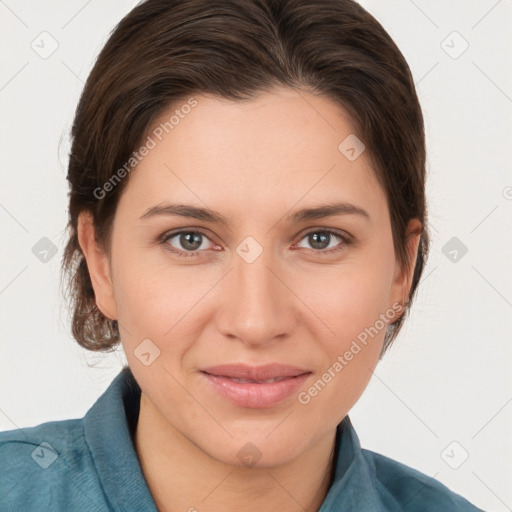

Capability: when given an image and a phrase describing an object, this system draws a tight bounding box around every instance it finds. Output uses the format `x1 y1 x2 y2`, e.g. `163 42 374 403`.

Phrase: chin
198 427 313 468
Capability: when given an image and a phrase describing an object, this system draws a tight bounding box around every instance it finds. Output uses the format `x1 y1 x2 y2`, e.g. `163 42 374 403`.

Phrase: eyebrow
139 201 370 224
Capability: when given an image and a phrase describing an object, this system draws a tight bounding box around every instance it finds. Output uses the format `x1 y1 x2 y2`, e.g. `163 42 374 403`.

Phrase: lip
200 364 311 409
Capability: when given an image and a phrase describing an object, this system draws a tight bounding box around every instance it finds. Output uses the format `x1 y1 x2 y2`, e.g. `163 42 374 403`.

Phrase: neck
134 392 337 512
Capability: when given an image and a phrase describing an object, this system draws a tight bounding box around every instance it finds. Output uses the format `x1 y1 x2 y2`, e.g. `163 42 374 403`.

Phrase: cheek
110 245 180 335
112 246 219 361
294 241 395 401
296 246 395 349
296 268 390 419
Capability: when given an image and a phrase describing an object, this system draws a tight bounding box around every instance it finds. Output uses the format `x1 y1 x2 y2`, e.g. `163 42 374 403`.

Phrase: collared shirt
0 366 484 511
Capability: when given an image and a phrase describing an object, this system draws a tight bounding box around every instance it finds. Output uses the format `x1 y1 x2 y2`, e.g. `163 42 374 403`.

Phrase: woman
0 0 485 510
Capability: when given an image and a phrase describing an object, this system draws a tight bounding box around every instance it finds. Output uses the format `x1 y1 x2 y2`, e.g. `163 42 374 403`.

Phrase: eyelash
159 228 352 258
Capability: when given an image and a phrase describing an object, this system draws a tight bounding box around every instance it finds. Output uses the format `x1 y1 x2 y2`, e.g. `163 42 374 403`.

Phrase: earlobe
390 218 422 319
76 211 118 321
403 219 422 295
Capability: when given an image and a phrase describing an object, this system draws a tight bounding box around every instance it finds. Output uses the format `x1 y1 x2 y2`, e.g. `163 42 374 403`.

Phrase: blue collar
83 366 158 511
82 366 385 511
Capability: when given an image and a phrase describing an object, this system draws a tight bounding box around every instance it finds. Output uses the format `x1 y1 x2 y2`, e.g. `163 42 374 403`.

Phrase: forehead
119 87 387 221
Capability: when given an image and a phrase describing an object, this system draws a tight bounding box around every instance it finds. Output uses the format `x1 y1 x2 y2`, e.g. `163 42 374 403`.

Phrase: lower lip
201 372 311 409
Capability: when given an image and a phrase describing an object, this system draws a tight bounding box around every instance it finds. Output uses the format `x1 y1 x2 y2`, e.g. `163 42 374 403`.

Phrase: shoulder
361 448 485 511
0 419 107 511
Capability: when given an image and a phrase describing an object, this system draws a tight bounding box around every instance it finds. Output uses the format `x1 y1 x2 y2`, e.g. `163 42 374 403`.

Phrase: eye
295 228 350 254
161 230 217 257
159 227 351 258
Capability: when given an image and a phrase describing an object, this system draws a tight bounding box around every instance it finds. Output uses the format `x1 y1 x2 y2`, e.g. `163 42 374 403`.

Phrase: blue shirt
0 366 484 511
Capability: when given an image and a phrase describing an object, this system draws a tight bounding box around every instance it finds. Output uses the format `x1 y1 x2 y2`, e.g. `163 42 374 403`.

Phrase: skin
78 86 421 512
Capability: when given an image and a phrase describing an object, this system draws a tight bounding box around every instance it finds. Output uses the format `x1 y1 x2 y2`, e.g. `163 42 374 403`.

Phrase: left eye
295 230 346 252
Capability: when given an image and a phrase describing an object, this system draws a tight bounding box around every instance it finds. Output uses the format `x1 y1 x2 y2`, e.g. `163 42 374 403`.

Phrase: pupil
310 232 329 250
181 232 201 250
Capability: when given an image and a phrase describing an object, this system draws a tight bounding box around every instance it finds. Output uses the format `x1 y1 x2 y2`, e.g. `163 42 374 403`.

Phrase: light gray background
1 1 511 510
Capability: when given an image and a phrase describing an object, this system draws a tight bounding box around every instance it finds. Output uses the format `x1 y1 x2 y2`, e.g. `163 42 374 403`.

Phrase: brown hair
61 0 429 356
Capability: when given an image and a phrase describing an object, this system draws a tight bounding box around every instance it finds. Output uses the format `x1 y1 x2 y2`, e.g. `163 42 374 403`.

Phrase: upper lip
201 364 311 381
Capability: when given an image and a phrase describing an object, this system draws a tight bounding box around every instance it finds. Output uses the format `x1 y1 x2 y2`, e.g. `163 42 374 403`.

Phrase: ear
76 211 118 321
388 218 422 319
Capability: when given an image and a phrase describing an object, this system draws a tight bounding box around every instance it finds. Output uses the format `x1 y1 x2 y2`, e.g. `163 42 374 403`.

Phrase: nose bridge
216 236 295 345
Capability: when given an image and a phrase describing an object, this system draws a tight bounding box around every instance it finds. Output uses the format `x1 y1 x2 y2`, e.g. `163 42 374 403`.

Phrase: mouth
213 376 292 384
200 363 310 380
199 363 312 408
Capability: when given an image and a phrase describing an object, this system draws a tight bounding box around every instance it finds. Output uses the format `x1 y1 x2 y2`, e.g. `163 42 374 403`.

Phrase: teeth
228 377 287 383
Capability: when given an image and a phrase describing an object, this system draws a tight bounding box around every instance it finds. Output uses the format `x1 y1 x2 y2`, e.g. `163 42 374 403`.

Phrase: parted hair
61 0 429 356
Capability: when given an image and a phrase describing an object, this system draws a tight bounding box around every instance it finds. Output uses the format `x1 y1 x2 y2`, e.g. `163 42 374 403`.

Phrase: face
80 86 419 467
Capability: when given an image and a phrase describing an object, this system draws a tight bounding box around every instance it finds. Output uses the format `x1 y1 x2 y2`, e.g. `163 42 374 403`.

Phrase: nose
215 241 297 348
